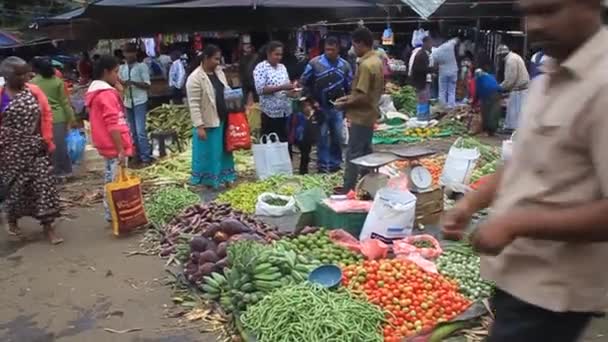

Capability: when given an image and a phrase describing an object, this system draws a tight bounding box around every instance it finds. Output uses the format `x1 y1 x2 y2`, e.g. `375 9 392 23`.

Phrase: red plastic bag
225 111 251 152
393 234 443 260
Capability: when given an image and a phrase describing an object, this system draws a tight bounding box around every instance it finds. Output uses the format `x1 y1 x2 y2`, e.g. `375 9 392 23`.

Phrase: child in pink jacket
85 55 134 222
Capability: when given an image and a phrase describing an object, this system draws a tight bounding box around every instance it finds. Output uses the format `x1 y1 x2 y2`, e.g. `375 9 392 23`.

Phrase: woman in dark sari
0 57 63 244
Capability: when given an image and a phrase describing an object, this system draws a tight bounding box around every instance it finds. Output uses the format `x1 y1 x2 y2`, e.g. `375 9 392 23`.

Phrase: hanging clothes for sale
193 33 203 52
411 28 429 48
382 25 394 46
142 38 156 57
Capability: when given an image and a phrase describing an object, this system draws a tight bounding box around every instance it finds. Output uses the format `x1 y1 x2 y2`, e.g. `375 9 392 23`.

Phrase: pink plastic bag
328 229 361 253
359 239 389 260
396 253 438 274
328 230 388 260
393 234 443 260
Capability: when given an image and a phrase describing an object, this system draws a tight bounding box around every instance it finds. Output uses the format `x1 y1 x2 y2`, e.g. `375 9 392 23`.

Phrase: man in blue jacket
474 68 502 136
300 37 353 173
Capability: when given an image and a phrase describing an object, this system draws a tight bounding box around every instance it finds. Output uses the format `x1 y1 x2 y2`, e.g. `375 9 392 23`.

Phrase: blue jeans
438 73 457 109
318 109 343 172
103 158 119 222
126 103 152 163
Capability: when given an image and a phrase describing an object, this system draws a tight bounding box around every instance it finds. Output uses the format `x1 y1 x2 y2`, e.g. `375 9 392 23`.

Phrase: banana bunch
199 244 319 313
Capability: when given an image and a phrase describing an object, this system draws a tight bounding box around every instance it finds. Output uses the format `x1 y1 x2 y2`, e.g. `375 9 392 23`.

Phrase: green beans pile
436 244 494 301
241 284 385 342
145 186 200 225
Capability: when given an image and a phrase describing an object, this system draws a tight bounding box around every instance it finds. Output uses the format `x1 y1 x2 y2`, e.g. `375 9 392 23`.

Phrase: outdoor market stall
134 130 505 341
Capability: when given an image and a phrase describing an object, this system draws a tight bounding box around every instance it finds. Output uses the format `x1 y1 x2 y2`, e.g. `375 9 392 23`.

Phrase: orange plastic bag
393 234 443 260
105 166 148 236
225 111 252 152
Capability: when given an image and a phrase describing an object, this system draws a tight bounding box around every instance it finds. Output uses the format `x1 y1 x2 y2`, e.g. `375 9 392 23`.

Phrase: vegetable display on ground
144 186 200 226
342 259 471 341
436 243 494 301
241 283 386 342
135 150 254 185
200 240 319 313
217 173 342 214
391 85 417 114
147 104 192 143
160 202 282 273
278 228 364 266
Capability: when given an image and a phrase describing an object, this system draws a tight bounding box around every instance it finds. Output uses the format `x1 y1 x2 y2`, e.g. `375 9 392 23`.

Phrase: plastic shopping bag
255 192 297 217
393 235 443 260
105 166 148 236
440 138 480 188
252 133 293 179
360 187 417 243
328 229 388 260
225 111 252 152
66 129 86 166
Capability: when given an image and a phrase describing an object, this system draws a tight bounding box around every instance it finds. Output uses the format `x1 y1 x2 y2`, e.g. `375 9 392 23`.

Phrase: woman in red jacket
0 56 63 244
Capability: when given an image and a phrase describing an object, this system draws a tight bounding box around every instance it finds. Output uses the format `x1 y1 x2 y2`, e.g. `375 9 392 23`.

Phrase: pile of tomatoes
342 259 471 342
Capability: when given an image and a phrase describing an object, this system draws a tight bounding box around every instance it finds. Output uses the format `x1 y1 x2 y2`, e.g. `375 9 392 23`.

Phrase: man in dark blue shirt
300 37 353 173
474 68 502 136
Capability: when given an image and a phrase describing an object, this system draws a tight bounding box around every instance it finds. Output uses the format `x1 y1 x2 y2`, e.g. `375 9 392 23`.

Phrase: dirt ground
1 138 608 341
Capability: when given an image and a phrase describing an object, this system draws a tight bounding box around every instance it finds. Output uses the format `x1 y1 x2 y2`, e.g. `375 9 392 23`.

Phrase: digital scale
350 147 437 197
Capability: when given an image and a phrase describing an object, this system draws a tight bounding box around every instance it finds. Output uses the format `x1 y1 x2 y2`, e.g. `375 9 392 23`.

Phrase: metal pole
523 17 529 57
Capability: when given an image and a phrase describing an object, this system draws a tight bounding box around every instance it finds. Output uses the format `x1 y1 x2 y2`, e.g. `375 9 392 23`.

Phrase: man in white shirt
168 51 186 104
432 36 460 109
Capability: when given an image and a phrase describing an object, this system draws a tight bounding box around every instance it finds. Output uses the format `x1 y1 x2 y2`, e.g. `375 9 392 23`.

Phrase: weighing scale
350 152 399 198
392 147 437 193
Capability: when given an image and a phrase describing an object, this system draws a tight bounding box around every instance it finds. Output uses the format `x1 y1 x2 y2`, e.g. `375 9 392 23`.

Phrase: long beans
241 284 385 342
145 186 200 226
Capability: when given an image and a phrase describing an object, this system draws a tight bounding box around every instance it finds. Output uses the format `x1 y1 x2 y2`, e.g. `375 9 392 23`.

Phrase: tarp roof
36 0 384 38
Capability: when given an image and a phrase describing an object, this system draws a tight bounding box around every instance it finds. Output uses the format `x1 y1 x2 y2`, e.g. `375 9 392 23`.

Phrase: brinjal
199 262 215 276
190 251 201 264
190 236 212 252
216 242 228 258
219 219 252 235
199 250 219 264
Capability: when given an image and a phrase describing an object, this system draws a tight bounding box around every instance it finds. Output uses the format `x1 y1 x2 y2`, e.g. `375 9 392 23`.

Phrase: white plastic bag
252 133 293 180
360 188 417 243
440 138 480 188
255 192 297 217
502 131 516 162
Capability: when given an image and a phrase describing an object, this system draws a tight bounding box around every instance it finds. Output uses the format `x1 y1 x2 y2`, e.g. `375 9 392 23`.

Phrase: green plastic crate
314 201 367 238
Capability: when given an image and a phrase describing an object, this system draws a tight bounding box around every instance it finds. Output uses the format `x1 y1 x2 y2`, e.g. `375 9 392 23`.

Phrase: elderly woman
186 44 236 189
0 57 63 244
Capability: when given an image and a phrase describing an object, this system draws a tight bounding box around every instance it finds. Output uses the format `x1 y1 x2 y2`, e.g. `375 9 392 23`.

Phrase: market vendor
496 44 529 132
300 36 353 173
443 0 608 340
335 27 384 193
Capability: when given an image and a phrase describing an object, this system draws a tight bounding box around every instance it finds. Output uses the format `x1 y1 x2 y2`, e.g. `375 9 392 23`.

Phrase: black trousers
488 289 594 342
343 123 373 191
171 87 183 104
296 143 312 175
261 114 288 142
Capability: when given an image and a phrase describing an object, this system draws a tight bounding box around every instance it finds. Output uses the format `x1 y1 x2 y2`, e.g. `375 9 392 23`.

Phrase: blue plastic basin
308 264 342 289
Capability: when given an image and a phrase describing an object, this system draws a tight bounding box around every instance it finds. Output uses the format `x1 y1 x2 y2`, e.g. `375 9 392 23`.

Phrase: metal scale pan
391 147 437 160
